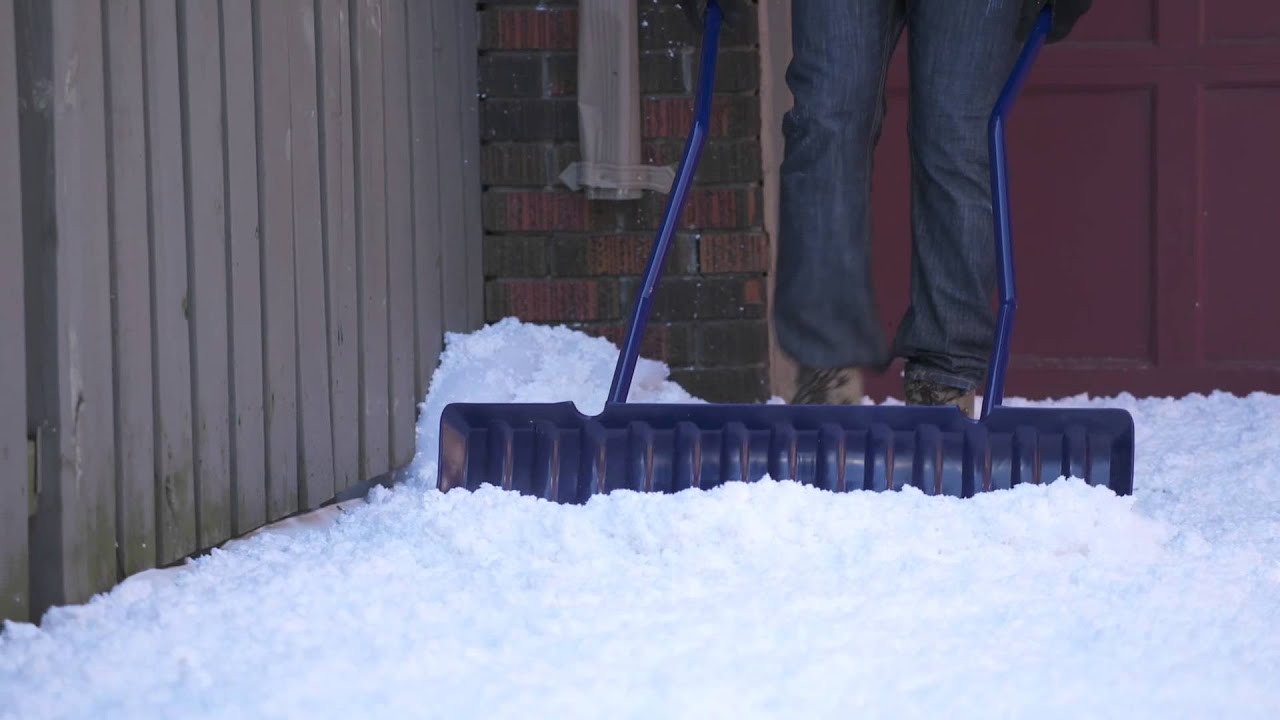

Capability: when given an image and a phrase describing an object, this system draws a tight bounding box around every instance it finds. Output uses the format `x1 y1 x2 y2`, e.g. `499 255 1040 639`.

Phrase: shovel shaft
981 6 1053 418
607 1 722 404
437 5 1137 502
607 3 1050 412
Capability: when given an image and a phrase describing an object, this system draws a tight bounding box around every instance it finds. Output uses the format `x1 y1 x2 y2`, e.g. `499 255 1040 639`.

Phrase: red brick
637 4 758 51
681 187 761 229
597 187 762 232
587 235 647 275
637 49 760 94
699 233 769 273
478 53 544 98
480 9 577 51
484 191 589 233
710 50 762 93
485 279 619 323
697 321 769 367
588 197 646 233
476 1 773 398
551 143 581 173
623 276 764 321
581 323 695 367
482 143 553 186
483 235 548 278
587 234 699 276
669 366 769 403
550 234 697 277
639 51 688 94
481 98 578 141
641 96 758 139
545 54 576 96
643 139 762 184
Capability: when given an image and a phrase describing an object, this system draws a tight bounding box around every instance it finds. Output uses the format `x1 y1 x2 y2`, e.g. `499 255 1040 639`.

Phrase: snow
2 317 1279 719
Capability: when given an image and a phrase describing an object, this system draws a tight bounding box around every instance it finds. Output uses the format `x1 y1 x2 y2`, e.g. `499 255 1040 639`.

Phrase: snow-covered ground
2 318 1278 719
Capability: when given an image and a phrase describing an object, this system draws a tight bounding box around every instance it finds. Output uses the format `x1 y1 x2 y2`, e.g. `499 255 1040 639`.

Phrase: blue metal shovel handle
980 5 1053 419
607 0 723 404
607 2 1052 413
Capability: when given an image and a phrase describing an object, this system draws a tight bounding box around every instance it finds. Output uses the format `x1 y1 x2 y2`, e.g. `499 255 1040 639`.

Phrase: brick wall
476 1 770 403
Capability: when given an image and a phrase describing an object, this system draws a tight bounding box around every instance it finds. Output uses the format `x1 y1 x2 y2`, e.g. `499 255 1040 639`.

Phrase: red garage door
861 0 1280 401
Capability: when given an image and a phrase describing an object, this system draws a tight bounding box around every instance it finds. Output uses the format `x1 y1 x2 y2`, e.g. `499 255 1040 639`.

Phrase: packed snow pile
2 319 1279 719
406 318 703 484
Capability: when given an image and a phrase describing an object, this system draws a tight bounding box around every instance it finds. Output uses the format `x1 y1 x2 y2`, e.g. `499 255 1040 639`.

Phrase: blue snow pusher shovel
437 3 1135 502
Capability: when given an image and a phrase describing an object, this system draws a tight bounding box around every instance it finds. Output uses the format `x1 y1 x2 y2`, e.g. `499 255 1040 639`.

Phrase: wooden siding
0 0 28 623
2 0 482 624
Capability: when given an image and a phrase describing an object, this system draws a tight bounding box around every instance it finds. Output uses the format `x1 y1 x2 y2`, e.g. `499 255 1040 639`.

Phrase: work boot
792 366 863 405
904 377 976 418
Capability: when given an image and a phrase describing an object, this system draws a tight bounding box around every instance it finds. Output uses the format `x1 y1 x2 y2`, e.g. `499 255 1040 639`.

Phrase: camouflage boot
904 377 976 418
792 366 863 405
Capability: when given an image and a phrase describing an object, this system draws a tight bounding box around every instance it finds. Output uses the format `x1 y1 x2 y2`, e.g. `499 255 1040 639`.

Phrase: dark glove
1017 0 1092 44
674 0 748 30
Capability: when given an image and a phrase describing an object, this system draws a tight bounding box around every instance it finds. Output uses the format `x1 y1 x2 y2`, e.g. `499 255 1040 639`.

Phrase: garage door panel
1202 0 1280 45
866 86 1155 365
830 0 1280 400
1004 86 1156 362
868 90 912 343
1201 84 1280 365
1066 0 1156 44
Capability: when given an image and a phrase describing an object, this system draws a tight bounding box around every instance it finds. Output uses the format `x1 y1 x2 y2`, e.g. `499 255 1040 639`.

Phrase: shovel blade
436 401 1134 503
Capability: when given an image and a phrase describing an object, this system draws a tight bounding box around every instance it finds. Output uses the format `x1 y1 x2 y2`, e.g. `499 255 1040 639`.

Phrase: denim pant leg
773 0 907 372
890 0 1023 392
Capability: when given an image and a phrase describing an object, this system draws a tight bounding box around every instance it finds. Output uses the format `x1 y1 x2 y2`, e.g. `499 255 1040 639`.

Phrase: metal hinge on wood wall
27 434 37 517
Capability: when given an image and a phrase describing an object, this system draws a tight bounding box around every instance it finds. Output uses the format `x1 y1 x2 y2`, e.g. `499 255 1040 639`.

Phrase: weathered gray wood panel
353 0 390 480
431 1 469 336
316 0 360 489
456 3 485 330
383 0 416 466
221 0 268 535
288 0 337 510
143 0 198 565
104 0 157 577
256 0 300 521
5 0 482 624
0 0 29 624
15 0 54 623
180 0 233 549
318 0 360 494
407 0 445 402
30 0 119 610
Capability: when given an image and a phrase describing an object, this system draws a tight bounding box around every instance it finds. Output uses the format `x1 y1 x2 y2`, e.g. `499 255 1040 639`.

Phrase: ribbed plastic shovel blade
436 402 1134 502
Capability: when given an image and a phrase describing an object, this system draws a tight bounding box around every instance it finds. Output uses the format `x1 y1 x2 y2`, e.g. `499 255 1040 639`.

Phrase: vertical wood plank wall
2 0 482 624
0 0 28 623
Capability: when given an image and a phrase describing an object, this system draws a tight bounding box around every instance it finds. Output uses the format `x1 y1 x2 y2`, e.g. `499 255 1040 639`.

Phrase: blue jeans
772 0 1024 393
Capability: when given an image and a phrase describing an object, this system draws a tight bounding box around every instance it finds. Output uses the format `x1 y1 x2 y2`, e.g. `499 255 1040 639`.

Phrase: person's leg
774 0 906 403
892 0 1023 412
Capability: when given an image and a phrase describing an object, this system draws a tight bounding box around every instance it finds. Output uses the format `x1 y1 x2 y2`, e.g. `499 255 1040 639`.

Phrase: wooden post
430 1 470 337
29 0 120 614
180 0 234 549
352 0 390 481
384 0 417 468
287 0 337 511
758 0 795 402
407 0 446 402
256 0 301 521
104 0 157 577
317 0 360 494
220 0 268 535
0 0 30 624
